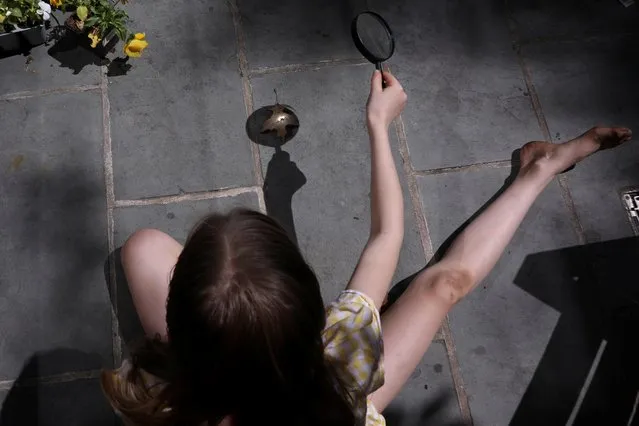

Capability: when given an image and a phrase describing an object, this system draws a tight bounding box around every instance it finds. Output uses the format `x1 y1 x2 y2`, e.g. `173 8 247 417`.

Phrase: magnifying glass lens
355 14 393 61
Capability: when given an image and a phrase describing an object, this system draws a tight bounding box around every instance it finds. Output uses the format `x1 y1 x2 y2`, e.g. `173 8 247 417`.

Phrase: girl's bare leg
371 127 632 411
120 229 182 341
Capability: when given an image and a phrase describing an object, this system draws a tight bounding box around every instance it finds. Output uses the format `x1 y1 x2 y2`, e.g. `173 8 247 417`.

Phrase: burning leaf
260 104 299 139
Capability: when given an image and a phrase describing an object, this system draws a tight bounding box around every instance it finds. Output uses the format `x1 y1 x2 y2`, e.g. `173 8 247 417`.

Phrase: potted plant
0 0 52 52
56 0 147 58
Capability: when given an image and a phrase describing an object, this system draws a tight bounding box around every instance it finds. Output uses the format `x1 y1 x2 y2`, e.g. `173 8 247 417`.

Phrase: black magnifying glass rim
351 11 396 64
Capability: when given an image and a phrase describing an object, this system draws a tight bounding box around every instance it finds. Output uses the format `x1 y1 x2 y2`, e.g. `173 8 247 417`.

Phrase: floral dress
323 290 386 426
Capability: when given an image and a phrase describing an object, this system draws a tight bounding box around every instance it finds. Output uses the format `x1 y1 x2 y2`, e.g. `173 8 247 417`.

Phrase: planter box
0 25 46 53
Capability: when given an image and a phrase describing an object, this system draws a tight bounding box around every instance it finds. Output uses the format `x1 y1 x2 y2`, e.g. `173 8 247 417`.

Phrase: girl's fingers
371 70 383 93
381 71 401 89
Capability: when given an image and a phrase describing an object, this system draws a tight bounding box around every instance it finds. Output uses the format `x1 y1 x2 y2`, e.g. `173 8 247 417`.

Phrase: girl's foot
519 126 632 179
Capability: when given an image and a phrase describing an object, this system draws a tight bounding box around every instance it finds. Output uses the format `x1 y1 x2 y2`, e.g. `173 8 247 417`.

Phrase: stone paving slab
108 0 254 200
251 65 425 303
383 342 462 426
523 35 639 134
0 92 112 379
0 378 114 425
523 35 639 243
369 0 542 171
418 168 580 425
113 193 260 248
239 0 363 70
563 144 639 243
0 14 101 96
509 0 639 41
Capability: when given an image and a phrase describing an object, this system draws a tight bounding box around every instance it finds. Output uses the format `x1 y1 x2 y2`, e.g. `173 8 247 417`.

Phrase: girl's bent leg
120 228 183 341
371 127 632 412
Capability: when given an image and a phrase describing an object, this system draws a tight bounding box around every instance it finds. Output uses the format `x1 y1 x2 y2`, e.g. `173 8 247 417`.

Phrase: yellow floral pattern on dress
323 290 386 426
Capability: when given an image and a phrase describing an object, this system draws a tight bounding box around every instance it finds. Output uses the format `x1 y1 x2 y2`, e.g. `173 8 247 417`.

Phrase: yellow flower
134 32 145 40
124 37 148 57
88 31 101 48
50 0 63 8
0 14 5 24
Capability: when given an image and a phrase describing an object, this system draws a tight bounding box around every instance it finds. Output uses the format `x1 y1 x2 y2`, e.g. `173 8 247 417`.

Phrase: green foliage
54 0 131 42
0 0 46 31
1 0 141 53
83 0 128 40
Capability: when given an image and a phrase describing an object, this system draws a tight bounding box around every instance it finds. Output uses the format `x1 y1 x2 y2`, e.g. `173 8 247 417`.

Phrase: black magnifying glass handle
376 62 387 89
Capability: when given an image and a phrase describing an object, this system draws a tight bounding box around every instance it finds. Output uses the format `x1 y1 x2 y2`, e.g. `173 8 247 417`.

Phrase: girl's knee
415 267 475 306
122 228 172 261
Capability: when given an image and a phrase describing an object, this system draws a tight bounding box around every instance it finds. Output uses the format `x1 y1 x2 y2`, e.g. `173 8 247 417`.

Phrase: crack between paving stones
414 160 512 177
101 68 121 368
505 6 587 245
389 67 473 422
0 84 101 101
0 369 102 391
394 116 435 259
114 186 261 208
227 0 266 213
249 58 369 78
518 29 639 47
441 318 473 423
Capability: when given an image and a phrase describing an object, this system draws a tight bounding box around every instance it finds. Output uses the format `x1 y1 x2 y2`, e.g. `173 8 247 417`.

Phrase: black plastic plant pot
0 24 46 54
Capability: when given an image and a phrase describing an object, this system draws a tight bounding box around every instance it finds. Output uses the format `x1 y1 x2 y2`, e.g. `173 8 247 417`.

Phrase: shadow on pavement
511 236 639 425
0 158 113 424
104 248 146 350
246 104 306 246
0 349 112 426
47 30 109 75
384 390 470 426
263 149 307 247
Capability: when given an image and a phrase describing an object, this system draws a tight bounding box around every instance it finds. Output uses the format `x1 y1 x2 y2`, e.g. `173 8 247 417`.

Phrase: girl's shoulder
322 290 385 418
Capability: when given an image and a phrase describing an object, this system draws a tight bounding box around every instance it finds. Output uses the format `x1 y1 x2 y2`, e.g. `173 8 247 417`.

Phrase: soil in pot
65 15 85 33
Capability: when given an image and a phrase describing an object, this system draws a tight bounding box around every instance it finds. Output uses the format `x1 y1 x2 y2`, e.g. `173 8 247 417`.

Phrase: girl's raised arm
347 70 407 309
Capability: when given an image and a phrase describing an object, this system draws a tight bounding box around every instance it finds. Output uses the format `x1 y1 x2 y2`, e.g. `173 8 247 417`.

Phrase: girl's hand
366 70 407 129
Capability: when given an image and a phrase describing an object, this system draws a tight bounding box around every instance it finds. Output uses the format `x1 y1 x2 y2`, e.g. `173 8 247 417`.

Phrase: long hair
101 209 355 426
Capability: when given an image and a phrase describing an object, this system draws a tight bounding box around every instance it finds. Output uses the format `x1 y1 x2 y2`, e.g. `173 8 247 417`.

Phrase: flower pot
64 15 85 34
0 24 46 54
100 29 118 50
64 15 119 58
90 29 119 57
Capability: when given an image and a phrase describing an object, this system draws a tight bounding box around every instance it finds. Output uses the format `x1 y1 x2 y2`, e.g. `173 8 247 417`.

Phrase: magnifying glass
351 11 395 87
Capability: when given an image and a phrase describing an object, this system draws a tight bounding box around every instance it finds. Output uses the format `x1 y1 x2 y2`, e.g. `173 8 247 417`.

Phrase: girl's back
101 210 359 426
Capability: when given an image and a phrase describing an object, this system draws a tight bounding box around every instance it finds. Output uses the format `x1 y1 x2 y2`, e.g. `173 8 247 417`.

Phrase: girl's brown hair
101 209 355 426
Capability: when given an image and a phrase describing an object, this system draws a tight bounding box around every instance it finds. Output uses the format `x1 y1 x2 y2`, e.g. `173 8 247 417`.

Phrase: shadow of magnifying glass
246 104 305 246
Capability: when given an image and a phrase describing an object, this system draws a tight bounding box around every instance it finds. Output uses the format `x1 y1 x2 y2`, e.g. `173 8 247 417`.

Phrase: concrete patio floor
0 0 638 424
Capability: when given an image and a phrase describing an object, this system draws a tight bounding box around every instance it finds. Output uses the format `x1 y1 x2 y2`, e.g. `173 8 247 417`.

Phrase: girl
101 70 632 426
